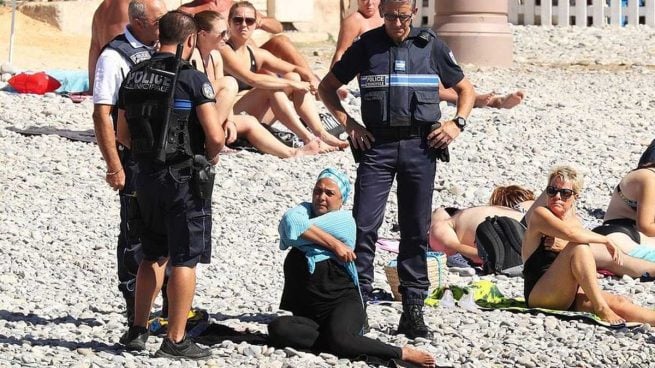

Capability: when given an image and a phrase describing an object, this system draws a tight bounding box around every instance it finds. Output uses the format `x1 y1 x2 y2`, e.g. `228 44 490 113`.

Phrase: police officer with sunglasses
319 0 475 339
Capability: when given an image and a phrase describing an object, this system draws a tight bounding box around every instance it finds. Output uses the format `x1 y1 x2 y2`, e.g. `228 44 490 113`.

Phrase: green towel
425 280 641 329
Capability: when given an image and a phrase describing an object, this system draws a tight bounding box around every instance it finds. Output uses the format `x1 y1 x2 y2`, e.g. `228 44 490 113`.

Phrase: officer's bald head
158 10 198 46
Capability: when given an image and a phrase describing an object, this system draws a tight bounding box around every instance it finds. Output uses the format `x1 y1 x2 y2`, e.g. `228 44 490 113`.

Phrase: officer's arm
92 104 123 175
451 78 475 120
116 109 130 148
318 72 348 125
196 102 225 163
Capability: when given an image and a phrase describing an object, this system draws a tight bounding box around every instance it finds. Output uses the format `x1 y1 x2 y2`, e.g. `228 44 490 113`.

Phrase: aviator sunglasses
232 16 256 26
546 186 576 200
382 13 413 23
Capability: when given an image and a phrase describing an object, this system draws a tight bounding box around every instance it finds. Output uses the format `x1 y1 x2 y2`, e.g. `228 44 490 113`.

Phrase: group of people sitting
90 0 525 161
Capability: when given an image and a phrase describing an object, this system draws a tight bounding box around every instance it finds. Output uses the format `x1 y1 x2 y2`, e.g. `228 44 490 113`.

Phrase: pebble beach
1 25 655 367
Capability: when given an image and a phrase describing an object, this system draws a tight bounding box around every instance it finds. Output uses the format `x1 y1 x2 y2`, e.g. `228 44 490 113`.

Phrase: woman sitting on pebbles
523 165 655 326
269 168 435 368
592 156 655 254
219 1 348 152
191 10 320 158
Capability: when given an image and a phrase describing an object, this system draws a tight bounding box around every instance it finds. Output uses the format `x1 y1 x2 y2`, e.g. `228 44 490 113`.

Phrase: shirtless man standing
333 0 525 108
88 0 130 91
178 0 321 88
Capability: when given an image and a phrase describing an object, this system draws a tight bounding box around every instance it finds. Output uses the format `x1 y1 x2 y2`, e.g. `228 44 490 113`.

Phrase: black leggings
268 299 402 361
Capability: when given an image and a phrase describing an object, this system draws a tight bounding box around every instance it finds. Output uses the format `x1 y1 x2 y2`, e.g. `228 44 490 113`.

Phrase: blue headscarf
317 168 351 203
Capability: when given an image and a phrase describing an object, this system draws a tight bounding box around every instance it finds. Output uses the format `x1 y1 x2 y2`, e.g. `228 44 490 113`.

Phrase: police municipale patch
202 82 215 99
449 51 458 65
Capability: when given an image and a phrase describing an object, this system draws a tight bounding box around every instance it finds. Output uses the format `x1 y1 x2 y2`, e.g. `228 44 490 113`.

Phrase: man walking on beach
92 0 166 326
116 11 224 358
319 0 475 339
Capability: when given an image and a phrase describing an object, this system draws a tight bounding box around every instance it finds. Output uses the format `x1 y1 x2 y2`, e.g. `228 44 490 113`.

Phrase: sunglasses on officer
382 13 413 23
232 16 256 26
545 186 576 200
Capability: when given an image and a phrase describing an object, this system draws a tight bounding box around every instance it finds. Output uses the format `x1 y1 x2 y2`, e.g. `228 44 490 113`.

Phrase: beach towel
7 126 96 143
425 280 642 329
46 69 89 93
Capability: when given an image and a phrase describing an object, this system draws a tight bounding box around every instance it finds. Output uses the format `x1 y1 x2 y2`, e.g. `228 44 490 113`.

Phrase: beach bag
475 216 525 275
384 251 448 301
8 72 61 95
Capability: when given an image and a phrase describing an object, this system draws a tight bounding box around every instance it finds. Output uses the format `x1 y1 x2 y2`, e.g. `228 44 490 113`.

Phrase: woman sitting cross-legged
191 10 320 158
269 168 435 368
523 165 655 326
220 1 349 152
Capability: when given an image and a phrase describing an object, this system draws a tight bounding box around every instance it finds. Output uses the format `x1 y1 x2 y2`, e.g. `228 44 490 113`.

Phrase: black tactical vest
358 27 442 128
121 56 202 165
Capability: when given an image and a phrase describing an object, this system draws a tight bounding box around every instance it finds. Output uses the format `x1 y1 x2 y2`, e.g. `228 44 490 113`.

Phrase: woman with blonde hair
522 165 655 326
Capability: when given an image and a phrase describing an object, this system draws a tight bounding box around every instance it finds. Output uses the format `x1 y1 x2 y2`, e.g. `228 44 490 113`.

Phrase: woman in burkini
592 156 655 259
270 168 435 367
191 10 320 158
219 1 348 152
522 165 655 326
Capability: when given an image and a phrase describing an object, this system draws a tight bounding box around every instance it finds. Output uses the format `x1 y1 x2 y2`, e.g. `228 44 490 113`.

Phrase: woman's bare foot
401 346 436 368
317 140 338 154
488 91 525 109
319 131 349 150
595 306 626 326
292 139 321 157
474 92 494 108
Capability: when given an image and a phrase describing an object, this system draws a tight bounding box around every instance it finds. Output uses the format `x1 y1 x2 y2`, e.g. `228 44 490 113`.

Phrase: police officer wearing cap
92 0 166 326
115 10 225 359
319 0 475 339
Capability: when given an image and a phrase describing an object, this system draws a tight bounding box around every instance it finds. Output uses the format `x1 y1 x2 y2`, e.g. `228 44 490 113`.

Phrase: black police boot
119 325 149 351
396 304 431 339
125 295 136 327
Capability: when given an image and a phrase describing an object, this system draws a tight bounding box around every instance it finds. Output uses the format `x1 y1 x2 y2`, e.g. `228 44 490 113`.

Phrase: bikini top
615 168 655 210
226 40 256 92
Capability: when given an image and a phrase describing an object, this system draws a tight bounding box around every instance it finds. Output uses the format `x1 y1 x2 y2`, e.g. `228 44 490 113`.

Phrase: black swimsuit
523 236 558 306
592 218 640 243
226 41 256 92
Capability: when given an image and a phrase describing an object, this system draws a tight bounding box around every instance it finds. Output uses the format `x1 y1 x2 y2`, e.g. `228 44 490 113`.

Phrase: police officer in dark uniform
319 0 475 339
92 0 166 326
115 10 225 359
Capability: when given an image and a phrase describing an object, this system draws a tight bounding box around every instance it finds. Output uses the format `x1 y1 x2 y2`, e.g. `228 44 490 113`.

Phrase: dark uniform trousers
116 145 143 300
353 131 436 306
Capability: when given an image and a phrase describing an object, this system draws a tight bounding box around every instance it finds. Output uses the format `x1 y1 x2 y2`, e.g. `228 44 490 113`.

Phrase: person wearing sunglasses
320 0 475 340
177 0 322 89
522 165 655 327
330 0 525 108
216 1 348 152
191 10 321 158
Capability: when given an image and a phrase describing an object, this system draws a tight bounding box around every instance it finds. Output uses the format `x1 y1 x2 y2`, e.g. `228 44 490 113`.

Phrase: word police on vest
124 70 172 92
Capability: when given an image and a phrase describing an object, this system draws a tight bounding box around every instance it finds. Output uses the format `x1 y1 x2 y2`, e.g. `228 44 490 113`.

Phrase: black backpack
475 216 525 275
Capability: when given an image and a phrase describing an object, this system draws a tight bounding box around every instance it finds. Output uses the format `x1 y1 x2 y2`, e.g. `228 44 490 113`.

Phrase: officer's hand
346 117 374 150
223 120 238 144
105 168 125 191
427 120 460 149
